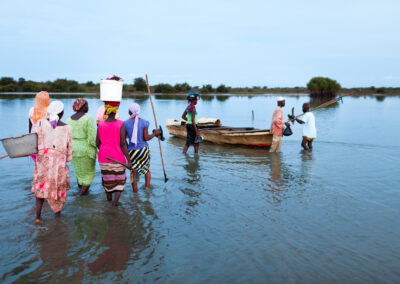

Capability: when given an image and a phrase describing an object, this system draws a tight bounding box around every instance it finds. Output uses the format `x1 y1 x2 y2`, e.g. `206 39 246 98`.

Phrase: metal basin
1 133 38 158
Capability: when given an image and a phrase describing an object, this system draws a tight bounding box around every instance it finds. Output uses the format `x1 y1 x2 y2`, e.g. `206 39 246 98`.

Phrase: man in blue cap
182 90 201 154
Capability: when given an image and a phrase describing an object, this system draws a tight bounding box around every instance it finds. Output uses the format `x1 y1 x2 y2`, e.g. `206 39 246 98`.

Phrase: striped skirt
99 163 126 192
129 146 150 175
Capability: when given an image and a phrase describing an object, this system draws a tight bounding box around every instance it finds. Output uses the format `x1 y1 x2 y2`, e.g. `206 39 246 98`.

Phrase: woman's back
124 118 150 150
98 120 125 163
67 114 97 159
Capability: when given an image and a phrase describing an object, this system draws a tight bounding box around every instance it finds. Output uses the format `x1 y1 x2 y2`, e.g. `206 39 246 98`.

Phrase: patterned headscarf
47 101 64 129
129 103 140 146
73 98 87 112
104 101 120 115
32 91 50 123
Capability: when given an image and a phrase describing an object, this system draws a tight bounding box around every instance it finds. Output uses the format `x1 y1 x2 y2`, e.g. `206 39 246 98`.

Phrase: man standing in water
269 97 290 152
295 103 316 151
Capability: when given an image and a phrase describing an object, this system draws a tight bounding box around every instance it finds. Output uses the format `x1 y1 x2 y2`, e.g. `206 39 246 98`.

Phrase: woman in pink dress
31 101 73 223
97 101 131 206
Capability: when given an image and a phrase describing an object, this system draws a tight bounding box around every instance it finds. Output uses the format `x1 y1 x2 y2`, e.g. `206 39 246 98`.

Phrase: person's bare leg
35 198 45 223
80 185 90 196
145 172 151 188
183 145 189 154
112 192 122 206
301 137 309 151
308 140 313 151
77 182 82 190
194 145 199 154
131 182 138 192
105 191 112 201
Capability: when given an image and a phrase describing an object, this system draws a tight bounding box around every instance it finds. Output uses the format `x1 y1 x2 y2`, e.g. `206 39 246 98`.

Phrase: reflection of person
124 103 160 192
295 103 317 151
97 101 131 206
28 91 50 162
67 99 97 196
182 90 200 154
31 101 73 223
269 97 290 152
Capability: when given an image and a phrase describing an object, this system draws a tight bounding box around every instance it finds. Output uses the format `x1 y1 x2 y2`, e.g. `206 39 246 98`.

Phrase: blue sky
1 0 399 87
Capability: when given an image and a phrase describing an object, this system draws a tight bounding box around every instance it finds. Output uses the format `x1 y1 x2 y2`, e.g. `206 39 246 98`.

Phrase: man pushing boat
269 97 290 152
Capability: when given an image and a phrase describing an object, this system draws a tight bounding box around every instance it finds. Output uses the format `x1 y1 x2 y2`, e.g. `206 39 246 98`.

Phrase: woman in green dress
67 98 97 196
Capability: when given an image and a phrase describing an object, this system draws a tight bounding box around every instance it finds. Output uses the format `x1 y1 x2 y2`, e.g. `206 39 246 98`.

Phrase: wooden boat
166 118 273 147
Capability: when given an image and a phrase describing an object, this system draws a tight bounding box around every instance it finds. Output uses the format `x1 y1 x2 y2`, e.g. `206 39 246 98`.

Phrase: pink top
270 106 284 136
98 120 126 164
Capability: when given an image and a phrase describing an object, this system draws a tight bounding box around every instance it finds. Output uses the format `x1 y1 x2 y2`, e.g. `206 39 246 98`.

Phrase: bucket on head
1 133 38 158
100 79 123 102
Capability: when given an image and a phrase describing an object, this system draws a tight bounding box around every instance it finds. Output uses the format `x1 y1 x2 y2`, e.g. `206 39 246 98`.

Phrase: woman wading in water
97 101 131 206
124 103 160 192
31 101 73 223
67 98 97 196
182 90 201 154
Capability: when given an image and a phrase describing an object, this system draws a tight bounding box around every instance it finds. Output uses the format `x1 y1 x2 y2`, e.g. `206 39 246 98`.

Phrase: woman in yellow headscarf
28 91 50 162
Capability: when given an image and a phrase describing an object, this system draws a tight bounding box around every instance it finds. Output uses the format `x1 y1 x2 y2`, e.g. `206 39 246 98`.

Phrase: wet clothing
303 136 315 142
124 118 150 151
31 120 73 213
67 114 97 186
270 106 284 136
302 112 317 139
128 147 150 175
99 163 126 192
269 135 282 152
186 124 199 146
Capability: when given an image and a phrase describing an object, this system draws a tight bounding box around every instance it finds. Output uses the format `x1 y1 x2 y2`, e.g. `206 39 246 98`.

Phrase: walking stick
145 74 168 183
106 157 138 184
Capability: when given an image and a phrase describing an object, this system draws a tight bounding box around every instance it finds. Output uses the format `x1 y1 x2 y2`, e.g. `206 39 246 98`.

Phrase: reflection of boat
166 118 273 147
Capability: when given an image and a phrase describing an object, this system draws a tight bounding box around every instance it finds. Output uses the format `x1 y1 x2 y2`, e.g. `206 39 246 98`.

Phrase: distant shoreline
0 91 398 98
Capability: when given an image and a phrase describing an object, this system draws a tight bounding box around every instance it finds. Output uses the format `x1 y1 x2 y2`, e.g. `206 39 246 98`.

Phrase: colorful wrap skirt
99 163 126 192
128 146 150 175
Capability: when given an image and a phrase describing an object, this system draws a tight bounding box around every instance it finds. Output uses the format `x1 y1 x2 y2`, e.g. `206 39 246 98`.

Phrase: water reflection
300 150 315 182
265 153 286 205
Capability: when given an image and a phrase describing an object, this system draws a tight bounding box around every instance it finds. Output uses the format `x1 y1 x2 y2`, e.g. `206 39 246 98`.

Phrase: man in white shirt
295 103 316 151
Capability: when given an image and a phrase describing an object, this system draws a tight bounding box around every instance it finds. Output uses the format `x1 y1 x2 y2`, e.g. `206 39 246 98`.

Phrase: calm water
0 95 399 283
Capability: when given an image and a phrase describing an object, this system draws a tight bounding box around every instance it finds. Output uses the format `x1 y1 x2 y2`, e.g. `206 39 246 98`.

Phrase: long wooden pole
288 93 354 123
0 154 8 160
145 74 168 183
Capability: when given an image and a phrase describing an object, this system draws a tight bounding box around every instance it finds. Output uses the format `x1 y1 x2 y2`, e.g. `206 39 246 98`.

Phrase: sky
0 0 399 87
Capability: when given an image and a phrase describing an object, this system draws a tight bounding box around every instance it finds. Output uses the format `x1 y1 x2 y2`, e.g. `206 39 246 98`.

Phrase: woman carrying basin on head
97 101 131 206
124 103 160 192
31 101 73 223
67 98 97 196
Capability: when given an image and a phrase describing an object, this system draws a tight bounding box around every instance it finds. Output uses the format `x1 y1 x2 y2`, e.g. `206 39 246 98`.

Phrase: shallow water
0 95 399 283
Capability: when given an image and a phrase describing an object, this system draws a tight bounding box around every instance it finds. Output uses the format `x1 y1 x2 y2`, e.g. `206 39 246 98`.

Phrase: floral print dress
31 119 73 213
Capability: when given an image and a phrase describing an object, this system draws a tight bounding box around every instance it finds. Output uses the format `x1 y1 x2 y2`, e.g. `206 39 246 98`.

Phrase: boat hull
166 124 272 147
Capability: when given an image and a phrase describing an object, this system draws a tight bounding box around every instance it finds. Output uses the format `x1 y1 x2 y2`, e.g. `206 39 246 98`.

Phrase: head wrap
73 98 87 112
104 101 120 115
129 103 141 146
96 105 106 124
32 91 50 124
277 97 285 102
47 100 64 129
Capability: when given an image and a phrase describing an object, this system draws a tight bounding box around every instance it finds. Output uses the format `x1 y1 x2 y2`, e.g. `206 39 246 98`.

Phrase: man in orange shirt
269 97 290 152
